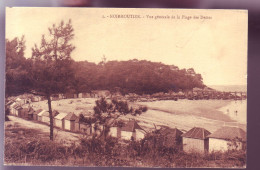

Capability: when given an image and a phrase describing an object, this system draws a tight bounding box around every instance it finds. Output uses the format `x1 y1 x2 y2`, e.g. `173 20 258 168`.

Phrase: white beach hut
182 127 211 153
54 112 68 129
208 126 246 152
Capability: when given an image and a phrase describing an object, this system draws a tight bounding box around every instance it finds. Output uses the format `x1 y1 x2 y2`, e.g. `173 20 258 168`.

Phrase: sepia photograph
4 7 247 168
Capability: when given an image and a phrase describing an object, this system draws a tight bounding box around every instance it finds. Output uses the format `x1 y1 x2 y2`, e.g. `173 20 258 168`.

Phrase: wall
64 120 71 130
121 131 133 140
109 127 118 138
183 137 206 153
136 129 145 141
209 138 243 152
55 119 63 129
42 116 50 124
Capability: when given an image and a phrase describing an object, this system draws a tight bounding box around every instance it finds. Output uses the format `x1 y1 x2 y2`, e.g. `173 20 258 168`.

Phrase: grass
4 123 246 167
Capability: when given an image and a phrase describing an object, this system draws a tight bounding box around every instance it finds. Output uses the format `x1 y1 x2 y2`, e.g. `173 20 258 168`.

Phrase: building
182 127 211 153
207 126 246 152
20 108 29 118
33 109 43 120
64 93 74 99
54 112 68 129
121 120 146 141
157 126 183 148
27 107 35 120
37 110 47 122
13 105 23 117
64 112 78 131
91 90 111 98
16 97 25 105
107 119 121 138
9 103 17 115
41 110 59 124
79 93 92 98
78 122 92 134
78 93 83 98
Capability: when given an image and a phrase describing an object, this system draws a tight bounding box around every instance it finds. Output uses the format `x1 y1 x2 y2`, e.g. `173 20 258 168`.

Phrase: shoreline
25 98 246 133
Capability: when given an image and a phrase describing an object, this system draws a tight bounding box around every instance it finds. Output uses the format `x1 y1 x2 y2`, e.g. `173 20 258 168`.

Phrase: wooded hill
72 59 205 95
6 37 205 97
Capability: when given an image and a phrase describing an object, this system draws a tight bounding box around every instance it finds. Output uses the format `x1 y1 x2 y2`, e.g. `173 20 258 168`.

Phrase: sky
6 8 248 86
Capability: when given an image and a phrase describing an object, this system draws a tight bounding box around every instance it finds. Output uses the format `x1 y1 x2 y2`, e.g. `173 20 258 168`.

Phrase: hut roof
64 112 78 121
158 126 183 137
21 108 29 114
34 109 43 115
54 112 68 120
6 100 14 106
28 107 35 114
38 110 47 116
207 126 246 142
14 105 22 110
42 110 59 117
121 120 143 132
182 127 211 140
10 103 16 108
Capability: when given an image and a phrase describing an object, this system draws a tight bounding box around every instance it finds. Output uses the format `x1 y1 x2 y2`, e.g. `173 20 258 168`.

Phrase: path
6 116 83 145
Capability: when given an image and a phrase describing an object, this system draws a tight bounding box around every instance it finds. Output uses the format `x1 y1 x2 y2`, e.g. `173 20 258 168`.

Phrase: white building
120 120 146 141
182 127 211 153
64 112 78 131
37 110 47 122
54 112 68 129
207 126 246 152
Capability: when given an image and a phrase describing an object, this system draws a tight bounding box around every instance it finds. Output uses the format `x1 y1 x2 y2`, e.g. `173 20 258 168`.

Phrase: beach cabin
9 103 17 115
91 90 111 98
64 93 74 99
182 127 211 153
54 112 68 129
37 110 47 122
109 126 121 138
78 93 83 98
58 94 64 99
27 107 35 120
207 126 246 152
78 123 92 134
64 112 78 131
158 126 183 148
33 109 42 120
107 119 121 138
41 110 59 124
5 100 14 110
121 120 146 141
13 105 23 117
31 96 40 102
20 108 29 118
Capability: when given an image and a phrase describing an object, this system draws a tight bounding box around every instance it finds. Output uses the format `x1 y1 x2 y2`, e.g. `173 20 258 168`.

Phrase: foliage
73 59 205 95
27 19 76 140
29 19 75 96
5 36 30 96
5 125 246 167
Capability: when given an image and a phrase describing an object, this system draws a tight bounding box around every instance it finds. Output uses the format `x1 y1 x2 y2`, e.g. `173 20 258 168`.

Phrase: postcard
5 7 247 168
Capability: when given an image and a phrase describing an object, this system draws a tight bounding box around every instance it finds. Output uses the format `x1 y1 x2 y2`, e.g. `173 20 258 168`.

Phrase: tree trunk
47 95 54 141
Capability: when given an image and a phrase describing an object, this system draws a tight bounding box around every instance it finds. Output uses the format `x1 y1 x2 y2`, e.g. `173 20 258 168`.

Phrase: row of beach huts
6 98 246 154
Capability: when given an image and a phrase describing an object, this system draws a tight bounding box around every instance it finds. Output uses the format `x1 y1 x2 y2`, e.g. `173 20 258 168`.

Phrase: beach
26 98 246 134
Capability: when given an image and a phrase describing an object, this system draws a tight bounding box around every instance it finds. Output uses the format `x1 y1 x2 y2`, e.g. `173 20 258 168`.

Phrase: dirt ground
5 116 83 145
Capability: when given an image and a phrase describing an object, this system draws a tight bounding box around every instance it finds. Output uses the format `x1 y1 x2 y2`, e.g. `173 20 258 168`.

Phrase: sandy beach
26 98 246 134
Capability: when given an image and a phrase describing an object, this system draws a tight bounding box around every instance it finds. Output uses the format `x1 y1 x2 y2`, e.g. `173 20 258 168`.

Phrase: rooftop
207 126 246 142
182 127 211 140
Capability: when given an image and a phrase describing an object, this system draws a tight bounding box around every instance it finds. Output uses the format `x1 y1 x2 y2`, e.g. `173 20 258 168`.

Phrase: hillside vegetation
6 36 205 96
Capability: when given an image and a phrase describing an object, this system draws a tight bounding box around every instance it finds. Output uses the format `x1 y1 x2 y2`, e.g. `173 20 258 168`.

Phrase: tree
92 97 148 138
5 36 30 96
29 19 75 140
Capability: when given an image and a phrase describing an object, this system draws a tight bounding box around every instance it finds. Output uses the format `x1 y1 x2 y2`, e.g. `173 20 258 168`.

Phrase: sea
208 85 247 93
209 85 247 124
